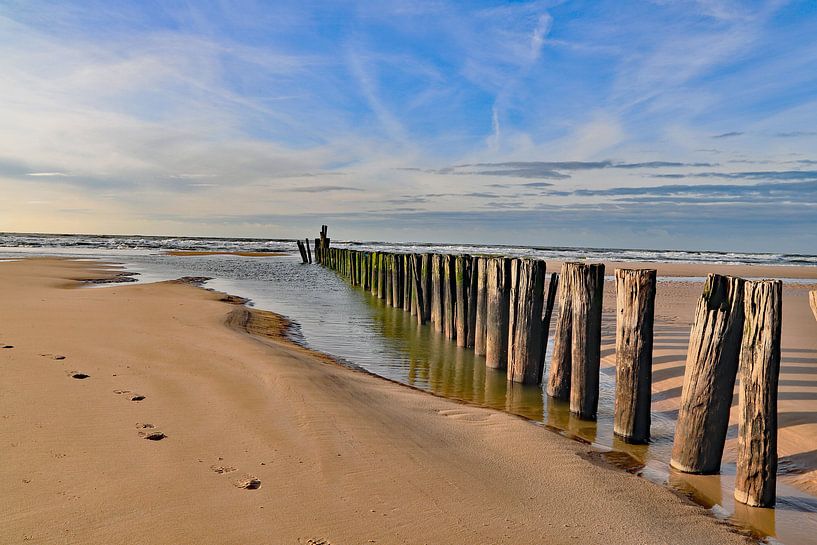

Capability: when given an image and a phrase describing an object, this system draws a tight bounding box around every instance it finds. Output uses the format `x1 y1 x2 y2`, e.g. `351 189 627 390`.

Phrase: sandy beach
0 257 758 545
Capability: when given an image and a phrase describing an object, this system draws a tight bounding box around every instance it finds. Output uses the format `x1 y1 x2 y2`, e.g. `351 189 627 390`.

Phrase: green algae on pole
485 257 511 370
547 263 578 401
671 274 745 474
735 279 782 508
569 263 605 419
507 259 546 384
613 268 656 444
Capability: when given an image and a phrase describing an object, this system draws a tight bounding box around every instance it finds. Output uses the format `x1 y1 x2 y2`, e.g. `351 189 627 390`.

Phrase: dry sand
0 258 752 545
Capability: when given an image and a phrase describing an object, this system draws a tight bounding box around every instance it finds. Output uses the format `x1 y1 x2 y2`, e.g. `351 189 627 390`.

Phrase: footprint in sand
230 473 261 490
113 390 145 401
138 430 166 441
2 345 14 349
68 371 89 379
40 354 66 360
299 539 333 545
129 394 146 402
210 464 237 474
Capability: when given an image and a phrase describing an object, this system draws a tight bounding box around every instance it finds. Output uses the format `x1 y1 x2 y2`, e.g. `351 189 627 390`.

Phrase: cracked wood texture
735 279 782 508
411 254 426 325
466 255 479 348
474 257 489 356
507 259 546 384
443 254 457 340
539 272 559 384
613 268 656 444
547 262 579 400
671 274 745 474
430 254 444 332
569 263 605 419
455 255 471 347
485 257 511 370
421 254 432 323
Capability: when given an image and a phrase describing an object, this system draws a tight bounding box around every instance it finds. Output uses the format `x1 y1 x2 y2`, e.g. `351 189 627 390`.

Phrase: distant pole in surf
613 268 656 444
735 279 782 508
671 274 745 474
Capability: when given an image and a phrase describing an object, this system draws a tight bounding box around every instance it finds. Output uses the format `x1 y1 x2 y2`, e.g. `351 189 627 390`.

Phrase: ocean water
2 233 817 543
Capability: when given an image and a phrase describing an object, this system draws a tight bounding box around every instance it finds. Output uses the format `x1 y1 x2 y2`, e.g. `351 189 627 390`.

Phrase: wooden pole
296 240 308 264
570 263 605 420
507 259 546 384
443 254 457 340
411 254 426 325
455 255 471 347
467 255 479 348
431 254 444 332
671 274 745 474
392 254 403 308
537 272 559 384
474 257 488 357
485 257 511 370
385 254 393 306
547 263 578 400
305 239 312 264
421 254 432 323
613 268 656 444
378 253 386 299
735 279 782 508
810 290 817 323
404 254 413 315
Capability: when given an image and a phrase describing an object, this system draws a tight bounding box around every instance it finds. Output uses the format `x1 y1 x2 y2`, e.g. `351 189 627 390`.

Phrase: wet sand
0 258 751 545
164 250 287 257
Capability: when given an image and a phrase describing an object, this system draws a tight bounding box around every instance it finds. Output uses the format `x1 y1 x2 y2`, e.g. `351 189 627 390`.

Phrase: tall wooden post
411 254 426 325
547 263 578 400
385 254 394 306
485 257 511 370
507 259 546 384
392 254 403 309
377 253 386 299
735 280 782 508
305 239 313 264
296 241 308 264
538 272 559 384
443 255 457 340
569 263 604 419
810 290 817 323
431 254 444 332
614 269 656 444
404 254 413 315
455 255 471 347
467 256 479 348
363 253 371 291
421 254 432 323
474 257 488 357
371 252 379 296
671 274 745 474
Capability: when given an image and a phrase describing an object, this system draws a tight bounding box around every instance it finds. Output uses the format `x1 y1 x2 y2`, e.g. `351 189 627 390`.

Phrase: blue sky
1 0 817 252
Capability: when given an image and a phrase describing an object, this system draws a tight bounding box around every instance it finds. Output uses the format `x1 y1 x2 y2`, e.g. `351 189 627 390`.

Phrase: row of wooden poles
310 232 782 508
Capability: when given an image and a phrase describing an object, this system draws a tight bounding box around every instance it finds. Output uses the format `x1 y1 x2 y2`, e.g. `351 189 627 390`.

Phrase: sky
1 0 817 252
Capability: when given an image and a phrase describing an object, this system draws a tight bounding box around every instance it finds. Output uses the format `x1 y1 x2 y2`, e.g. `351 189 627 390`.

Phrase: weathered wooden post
810 290 817 323
734 279 782 508
378 253 386 299
613 268 656 444
363 253 371 291
443 255 457 340
507 259 546 384
305 239 313 264
537 272 559 384
411 254 426 325
404 254 413 315
431 254 444 332
392 254 403 309
455 255 471 347
466 255 479 348
296 240 308 264
570 263 605 420
485 257 511 370
474 257 488 357
671 274 745 474
371 252 379 296
385 254 394 306
547 263 578 400
421 254 433 323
